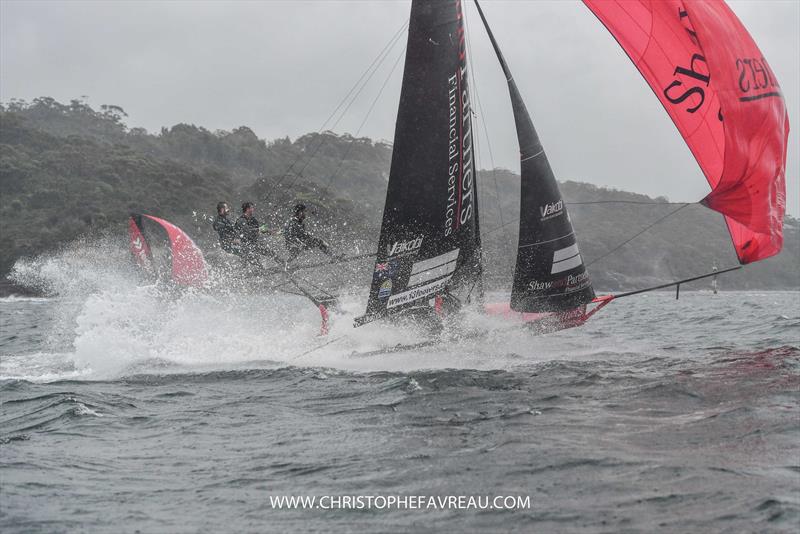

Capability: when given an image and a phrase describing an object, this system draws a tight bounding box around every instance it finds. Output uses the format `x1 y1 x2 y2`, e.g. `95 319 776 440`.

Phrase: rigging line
320 46 406 194
290 271 337 300
253 261 333 299
569 200 691 205
258 252 377 276
290 334 347 360
272 19 407 189
481 200 694 236
258 261 337 299
271 19 409 192
260 273 296 292
323 21 407 133
585 203 691 267
269 270 337 303
282 24 408 191
465 275 482 303
324 21 408 132
481 217 519 237
463 0 511 263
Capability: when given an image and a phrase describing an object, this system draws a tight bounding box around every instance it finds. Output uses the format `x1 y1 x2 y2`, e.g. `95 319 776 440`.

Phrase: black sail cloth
356 0 482 326
475 0 595 313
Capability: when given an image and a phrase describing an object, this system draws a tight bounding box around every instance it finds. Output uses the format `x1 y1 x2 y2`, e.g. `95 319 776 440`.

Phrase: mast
712 263 718 294
474 0 595 313
355 0 482 326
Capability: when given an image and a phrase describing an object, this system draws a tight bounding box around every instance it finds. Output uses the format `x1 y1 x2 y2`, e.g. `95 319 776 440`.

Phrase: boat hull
484 295 614 333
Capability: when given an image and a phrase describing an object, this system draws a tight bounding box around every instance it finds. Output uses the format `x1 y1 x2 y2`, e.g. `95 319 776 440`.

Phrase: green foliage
0 103 235 275
0 97 796 290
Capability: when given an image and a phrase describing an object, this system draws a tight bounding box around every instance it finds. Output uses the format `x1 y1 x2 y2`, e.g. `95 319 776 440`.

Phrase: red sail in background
143 215 208 287
583 0 789 264
128 215 153 270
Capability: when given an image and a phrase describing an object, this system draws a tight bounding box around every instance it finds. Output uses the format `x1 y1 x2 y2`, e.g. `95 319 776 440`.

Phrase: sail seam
518 232 575 249
520 149 544 162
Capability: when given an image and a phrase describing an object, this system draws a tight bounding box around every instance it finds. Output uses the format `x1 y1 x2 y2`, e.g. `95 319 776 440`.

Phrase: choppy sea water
1 247 798 532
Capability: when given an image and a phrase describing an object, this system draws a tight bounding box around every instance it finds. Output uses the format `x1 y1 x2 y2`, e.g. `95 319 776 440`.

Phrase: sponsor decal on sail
736 56 782 102
443 0 474 236
387 236 424 257
378 279 393 299
408 248 459 287
528 271 591 293
445 72 459 235
550 243 583 274
583 0 789 263
539 199 564 221
387 276 452 309
373 259 399 281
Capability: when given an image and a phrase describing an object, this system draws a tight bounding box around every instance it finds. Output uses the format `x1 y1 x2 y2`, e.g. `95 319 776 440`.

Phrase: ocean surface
1 246 798 532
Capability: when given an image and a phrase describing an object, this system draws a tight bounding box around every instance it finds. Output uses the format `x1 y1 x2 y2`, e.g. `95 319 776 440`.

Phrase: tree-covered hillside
1 97 797 291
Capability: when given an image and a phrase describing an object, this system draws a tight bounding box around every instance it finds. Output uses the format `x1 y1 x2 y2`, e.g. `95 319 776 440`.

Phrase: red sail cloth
143 215 208 286
583 0 788 263
128 217 152 270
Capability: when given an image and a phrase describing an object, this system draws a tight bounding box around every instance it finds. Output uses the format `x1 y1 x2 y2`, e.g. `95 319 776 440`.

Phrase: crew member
283 203 337 264
212 201 240 254
235 201 278 261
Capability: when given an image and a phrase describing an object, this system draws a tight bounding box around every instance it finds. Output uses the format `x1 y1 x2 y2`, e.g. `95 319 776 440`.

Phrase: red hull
484 296 614 332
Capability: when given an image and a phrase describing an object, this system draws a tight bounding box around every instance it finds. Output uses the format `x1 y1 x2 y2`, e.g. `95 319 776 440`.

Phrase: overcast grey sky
1 0 797 215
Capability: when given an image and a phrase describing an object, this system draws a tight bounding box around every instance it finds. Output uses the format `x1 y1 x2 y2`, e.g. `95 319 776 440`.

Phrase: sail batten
474 0 595 313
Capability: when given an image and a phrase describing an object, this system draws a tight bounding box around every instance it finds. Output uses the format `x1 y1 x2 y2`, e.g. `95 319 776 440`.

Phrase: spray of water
2 236 634 381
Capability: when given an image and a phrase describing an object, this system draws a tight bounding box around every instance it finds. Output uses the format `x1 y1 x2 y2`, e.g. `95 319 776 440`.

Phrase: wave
0 295 52 303
3 238 799 383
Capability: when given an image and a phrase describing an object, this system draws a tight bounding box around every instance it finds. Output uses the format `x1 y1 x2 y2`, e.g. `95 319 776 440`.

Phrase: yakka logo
387 237 423 257
539 200 564 220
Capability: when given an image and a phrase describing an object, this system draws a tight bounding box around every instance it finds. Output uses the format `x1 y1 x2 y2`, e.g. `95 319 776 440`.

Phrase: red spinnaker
143 215 208 287
128 215 153 270
583 0 789 264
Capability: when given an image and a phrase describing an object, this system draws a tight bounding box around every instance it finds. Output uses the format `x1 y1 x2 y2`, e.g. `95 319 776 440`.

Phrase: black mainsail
355 0 481 326
474 0 594 312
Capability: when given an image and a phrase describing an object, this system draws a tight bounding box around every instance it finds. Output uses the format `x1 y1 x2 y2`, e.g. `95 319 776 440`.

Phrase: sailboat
128 213 208 287
128 213 336 334
354 0 788 332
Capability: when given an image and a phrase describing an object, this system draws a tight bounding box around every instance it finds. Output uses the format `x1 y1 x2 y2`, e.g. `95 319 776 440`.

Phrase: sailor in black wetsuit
235 201 279 262
283 203 337 264
212 202 240 254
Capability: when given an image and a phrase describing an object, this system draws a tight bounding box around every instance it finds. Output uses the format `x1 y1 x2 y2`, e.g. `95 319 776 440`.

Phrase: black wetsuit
212 214 238 253
283 216 331 263
235 215 260 245
235 215 277 261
